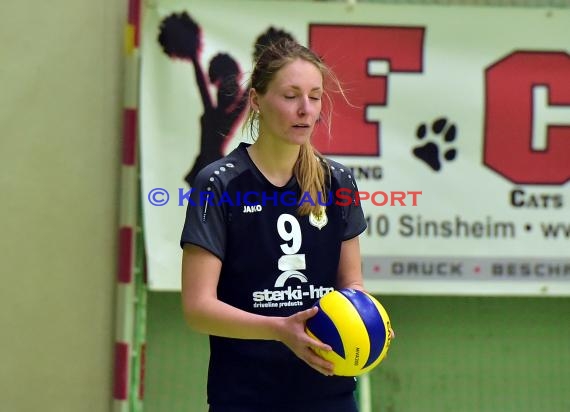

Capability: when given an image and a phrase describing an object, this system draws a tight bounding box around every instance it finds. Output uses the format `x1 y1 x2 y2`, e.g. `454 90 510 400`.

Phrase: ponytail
294 142 329 217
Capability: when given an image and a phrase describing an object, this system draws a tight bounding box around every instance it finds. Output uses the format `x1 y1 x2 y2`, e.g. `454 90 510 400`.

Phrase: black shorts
209 393 358 412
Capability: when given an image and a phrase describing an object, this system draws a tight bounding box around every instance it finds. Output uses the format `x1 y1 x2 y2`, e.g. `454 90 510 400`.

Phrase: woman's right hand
276 306 335 376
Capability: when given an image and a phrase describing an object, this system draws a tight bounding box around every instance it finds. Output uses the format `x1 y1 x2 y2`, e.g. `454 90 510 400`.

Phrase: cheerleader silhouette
158 14 295 187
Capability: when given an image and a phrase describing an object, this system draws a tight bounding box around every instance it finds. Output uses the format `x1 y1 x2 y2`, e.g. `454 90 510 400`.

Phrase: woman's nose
297 97 309 116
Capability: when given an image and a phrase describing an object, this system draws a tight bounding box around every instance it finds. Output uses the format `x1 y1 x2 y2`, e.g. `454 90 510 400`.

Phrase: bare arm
336 236 395 339
181 243 278 338
181 244 335 375
336 236 365 291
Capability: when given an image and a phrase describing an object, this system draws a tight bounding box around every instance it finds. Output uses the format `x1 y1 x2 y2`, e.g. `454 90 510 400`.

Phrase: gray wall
0 0 126 410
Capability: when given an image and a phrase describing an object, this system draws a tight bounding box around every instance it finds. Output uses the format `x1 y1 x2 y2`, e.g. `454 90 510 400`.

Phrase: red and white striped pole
114 0 142 410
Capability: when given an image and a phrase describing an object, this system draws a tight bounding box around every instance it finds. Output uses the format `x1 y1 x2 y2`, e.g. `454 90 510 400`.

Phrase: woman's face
253 58 323 146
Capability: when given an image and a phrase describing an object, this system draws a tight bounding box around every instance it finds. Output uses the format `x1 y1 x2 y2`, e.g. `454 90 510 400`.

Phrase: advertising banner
140 0 570 294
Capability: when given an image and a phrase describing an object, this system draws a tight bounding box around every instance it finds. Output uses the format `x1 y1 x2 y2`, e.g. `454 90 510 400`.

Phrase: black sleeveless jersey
181 143 367 407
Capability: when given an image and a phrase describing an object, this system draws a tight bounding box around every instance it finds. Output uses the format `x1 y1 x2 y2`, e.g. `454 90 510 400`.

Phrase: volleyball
305 288 392 376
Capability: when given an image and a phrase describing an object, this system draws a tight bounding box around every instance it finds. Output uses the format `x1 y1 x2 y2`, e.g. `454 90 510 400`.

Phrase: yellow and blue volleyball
305 288 392 376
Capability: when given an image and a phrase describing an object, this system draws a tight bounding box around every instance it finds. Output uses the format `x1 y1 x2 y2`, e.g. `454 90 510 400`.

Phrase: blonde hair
244 38 346 216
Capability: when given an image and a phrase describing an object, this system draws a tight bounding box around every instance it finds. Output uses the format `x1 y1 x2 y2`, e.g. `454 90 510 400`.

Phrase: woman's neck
247 138 301 187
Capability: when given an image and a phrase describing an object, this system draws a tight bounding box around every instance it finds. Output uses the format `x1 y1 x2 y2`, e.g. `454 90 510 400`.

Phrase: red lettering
355 191 370 206
371 191 388 206
335 188 353 206
406 191 422 206
309 25 424 156
391 191 406 206
485 51 570 184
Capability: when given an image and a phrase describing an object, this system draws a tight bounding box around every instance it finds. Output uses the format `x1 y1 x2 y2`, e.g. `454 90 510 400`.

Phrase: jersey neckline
238 142 298 191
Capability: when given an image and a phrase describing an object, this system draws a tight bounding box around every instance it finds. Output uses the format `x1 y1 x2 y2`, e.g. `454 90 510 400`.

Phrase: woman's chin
285 131 313 146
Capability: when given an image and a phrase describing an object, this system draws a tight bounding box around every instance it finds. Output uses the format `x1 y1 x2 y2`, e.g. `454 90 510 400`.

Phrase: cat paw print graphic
413 117 458 171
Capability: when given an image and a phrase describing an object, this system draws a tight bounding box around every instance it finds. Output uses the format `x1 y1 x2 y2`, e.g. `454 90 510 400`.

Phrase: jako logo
243 205 263 213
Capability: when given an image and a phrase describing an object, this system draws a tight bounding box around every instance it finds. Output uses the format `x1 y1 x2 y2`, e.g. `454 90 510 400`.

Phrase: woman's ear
249 88 260 112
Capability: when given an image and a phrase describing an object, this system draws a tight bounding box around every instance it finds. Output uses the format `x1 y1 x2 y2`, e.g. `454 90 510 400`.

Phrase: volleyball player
181 38 371 412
